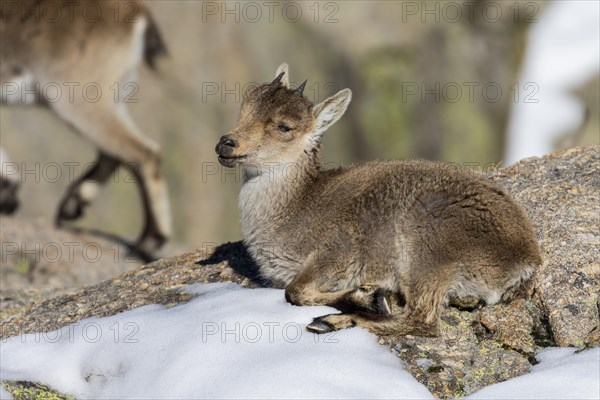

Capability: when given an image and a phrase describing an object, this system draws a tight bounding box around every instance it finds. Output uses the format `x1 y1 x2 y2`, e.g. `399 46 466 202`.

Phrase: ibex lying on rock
216 64 542 336
0 0 171 255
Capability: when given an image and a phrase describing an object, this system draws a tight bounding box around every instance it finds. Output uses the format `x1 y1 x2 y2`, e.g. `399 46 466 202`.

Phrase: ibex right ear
273 63 290 88
311 89 352 137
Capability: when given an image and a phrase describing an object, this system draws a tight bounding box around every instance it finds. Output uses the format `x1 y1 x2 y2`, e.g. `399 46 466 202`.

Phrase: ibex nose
219 135 238 148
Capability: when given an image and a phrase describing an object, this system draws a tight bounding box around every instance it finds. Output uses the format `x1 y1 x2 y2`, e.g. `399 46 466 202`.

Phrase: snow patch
0 386 12 400
0 283 433 399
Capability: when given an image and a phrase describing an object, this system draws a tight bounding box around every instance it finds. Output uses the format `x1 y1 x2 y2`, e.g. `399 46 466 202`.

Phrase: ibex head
216 63 352 169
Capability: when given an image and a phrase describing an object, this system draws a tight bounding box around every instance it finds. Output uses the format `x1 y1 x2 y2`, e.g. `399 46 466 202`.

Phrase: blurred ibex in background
0 0 171 255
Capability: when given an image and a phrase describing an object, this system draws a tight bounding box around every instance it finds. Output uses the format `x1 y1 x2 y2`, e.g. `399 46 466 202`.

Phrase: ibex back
0 0 171 255
215 64 542 336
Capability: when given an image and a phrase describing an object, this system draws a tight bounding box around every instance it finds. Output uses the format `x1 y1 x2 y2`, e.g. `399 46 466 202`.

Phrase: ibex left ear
311 89 352 137
273 63 290 88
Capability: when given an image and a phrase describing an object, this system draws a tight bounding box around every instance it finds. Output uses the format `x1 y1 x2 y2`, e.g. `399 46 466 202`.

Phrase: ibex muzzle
216 135 244 167
217 63 542 337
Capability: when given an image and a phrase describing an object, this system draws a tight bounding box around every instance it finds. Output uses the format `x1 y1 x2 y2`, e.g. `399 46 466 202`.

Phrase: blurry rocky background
1 1 598 288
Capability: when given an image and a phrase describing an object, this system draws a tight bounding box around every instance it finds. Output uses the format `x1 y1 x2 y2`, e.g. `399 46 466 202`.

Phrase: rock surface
1 146 599 399
0 217 146 291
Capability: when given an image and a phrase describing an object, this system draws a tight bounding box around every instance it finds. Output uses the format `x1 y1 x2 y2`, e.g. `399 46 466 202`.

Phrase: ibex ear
311 89 352 137
274 63 290 88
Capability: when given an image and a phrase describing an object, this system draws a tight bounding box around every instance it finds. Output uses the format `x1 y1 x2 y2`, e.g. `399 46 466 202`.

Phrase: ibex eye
277 124 293 133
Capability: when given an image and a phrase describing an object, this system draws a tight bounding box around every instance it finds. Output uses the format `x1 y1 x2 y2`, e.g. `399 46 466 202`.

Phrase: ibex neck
239 157 319 239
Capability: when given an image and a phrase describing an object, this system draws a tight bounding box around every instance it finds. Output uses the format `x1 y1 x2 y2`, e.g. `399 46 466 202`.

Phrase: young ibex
0 0 171 255
216 64 542 336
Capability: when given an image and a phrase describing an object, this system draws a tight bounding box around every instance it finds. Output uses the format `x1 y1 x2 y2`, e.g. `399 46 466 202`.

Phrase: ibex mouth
218 155 247 167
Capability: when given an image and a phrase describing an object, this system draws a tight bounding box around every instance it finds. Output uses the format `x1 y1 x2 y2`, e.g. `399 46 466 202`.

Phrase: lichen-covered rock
489 146 600 348
478 300 539 354
387 308 532 398
1 146 598 398
2 381 73 400
385 301 545 398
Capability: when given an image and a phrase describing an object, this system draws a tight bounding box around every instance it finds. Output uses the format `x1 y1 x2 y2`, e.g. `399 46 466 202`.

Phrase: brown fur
0 0 171 254
216 63 542 336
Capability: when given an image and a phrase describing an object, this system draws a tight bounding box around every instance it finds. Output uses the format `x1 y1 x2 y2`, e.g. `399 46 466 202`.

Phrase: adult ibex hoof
135 231 168 261
306 318 335 334
0 178 20 215
57 194 86 222
0 195 19 214
0 200 18 214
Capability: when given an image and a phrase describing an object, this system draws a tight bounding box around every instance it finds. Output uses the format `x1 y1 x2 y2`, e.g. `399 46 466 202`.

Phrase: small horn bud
271 72 286 85
296 79 308 95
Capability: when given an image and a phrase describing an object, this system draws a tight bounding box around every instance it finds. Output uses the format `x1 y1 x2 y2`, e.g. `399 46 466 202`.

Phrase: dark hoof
0 198 19 214
57 194 86 222
135 231 168 260
0 178 20 215
306 318 335 334
374 289 392 315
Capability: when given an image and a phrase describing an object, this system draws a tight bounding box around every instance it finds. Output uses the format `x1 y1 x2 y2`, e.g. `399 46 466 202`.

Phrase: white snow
0 386 12 400
505 0 600 164
0 283 433 399
1 283 598 399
